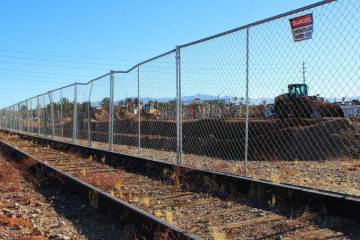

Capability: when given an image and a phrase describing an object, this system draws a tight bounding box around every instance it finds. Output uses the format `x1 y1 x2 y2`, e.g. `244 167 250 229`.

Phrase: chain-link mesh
28 97 36 135
14 104 18 132
180 30 247 172
15 104 20 132
87 74 111 149
51 90 62 138
1 0 360 196
2 108 7 130
44 93 52 137
1 109 5 130
113 70 140 155
38 94 46 136
62 86 75 142
19 101 26 133
1 108 6 130
0 109 4 130
138 53 177 163
76 83 91 145
9 106 14 131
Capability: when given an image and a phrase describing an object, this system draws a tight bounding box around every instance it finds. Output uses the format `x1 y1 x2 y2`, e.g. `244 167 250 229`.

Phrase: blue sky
0 0 342 107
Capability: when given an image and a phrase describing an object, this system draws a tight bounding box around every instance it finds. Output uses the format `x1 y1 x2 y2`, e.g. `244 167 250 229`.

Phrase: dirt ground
0 152 135 240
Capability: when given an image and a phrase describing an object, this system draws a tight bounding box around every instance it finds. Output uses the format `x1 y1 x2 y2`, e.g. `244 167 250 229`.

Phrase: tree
61 97 73 117
100 97 110 111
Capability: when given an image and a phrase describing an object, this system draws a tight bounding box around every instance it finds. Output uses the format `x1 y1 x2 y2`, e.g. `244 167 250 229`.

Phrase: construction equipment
142 102 160 119
274 84 344 118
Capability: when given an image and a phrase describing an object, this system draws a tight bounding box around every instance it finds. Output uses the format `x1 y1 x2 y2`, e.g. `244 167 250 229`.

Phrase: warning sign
290 14 313 42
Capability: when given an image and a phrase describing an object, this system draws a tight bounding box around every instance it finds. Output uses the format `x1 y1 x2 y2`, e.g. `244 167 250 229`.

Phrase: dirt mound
63 117 72 123
248 118 360 161
115 110 136 120
53 117 360 162
93 109 109 121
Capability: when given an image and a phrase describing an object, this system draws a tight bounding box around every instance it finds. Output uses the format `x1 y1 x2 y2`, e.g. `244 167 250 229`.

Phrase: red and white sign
290 14 313 42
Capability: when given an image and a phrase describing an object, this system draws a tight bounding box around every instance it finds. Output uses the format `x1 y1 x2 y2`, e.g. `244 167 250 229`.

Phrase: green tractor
274 84 344 118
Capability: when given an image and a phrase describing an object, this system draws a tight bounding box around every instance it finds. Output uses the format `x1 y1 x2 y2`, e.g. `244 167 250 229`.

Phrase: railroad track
0 131 360 239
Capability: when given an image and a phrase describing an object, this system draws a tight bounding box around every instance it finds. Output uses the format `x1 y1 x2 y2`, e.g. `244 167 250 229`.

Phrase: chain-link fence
1 0 360 196
113 68 139 156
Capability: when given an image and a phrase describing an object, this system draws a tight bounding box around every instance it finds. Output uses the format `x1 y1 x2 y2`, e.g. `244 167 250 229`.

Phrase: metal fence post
16 104 18 132
4 109 6 130
2 109 4 130
9 107 10 131
10 107 12 131
137 66 141 154
20 103 22 132
1 109 3 130
9 107 11 131
244 27 250 177
21 102 24 132
23 102 25 133
176 46 182 165
60 90 64 137
88 82 93 147
7 107 9 130
29 100 33 134
43 96 46 137
15 104 20 132
108 71 115 151
13 105 16 132
50 92 55 139
11 106 13 131
0 110 2 130
7 108 9 130
12 105 15 132
27 100 30 134
21 102 23 133
18 103 21 133
37 96 40 136
73 84 78 143
21 102 23 132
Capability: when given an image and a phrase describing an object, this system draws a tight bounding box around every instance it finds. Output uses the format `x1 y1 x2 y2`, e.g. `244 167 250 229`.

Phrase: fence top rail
46 83 77 93
113 48 176 74
179 0 336 48
81 72 112 85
